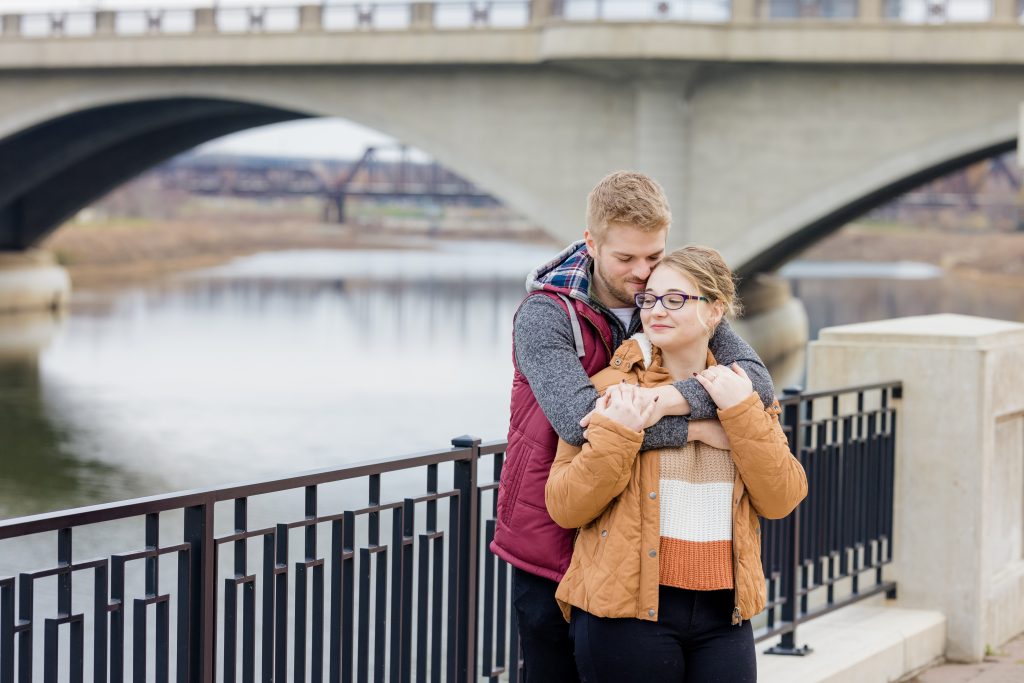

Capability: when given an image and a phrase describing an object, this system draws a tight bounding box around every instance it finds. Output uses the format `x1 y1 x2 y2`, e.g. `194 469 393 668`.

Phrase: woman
545 246 807 682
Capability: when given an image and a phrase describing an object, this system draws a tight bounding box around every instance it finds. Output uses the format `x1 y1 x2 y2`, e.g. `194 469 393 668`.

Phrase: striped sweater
659 442 735 590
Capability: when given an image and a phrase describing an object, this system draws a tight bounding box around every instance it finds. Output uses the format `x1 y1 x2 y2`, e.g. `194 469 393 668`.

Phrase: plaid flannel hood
525 240 593 305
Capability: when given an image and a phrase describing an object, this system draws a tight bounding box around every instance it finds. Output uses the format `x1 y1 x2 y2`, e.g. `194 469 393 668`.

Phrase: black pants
512 568 580 683
570 586 756 683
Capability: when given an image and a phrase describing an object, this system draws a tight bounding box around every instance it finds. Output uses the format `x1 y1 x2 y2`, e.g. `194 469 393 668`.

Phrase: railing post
184 503 216 682
992 0 1017 22
731 0 758 22
193 8 216 35
95 11 116 36
1 14 21 37
451 435 480 683
410 2 436 30
530 0 557 24
859 0 884 21
764 387 812 656
298 4 323 31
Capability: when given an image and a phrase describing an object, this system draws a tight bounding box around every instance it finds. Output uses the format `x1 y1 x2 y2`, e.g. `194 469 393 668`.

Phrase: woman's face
640 265 722 353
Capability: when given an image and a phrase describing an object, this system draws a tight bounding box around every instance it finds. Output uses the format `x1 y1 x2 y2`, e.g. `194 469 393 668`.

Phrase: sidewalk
756 603 945 683
907 633 1024 683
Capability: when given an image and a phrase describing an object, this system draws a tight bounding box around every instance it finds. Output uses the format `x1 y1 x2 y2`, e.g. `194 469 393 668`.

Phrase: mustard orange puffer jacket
545 337 807 624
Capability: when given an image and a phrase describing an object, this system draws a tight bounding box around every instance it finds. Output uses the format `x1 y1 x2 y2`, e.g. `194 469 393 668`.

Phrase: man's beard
594 264 643 308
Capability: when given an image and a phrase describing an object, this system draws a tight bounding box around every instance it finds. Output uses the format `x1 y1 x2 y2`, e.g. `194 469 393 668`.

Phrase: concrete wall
806 314 1024 661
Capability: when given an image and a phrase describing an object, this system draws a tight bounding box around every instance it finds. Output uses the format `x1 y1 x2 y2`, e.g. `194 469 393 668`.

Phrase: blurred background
1 0 1022 520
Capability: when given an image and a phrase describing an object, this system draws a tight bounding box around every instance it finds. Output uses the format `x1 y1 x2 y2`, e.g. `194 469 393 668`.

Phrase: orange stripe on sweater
659 537 734 591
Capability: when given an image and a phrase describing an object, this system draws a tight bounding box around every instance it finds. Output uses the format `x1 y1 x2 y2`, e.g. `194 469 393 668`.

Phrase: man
490 171 776 681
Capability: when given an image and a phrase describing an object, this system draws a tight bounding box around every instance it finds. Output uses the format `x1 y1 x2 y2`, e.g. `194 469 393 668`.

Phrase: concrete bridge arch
0 68 647 251
1 64 1022 273
734 122 1017 277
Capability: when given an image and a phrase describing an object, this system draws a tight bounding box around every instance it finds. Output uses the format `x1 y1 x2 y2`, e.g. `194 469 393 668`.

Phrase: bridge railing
0 0 1018 39
762 0 999 21
0 380 899 679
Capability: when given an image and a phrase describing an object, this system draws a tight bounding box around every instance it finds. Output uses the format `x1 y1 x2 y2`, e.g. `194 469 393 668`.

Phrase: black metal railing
0 381 899 680
760 381 900 654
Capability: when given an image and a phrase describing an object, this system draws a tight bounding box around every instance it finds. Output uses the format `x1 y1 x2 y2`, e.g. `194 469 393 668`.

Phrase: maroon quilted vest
489 290 614 581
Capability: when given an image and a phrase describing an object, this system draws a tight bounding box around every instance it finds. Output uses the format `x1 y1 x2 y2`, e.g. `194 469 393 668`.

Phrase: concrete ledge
758 605 946 683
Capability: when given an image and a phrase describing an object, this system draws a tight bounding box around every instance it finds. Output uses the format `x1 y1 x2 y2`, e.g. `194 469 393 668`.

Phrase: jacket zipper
731 549 742 626
732 481 742 626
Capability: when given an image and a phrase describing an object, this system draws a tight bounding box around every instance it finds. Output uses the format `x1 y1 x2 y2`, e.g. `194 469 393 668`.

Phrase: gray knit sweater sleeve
513 296 600 447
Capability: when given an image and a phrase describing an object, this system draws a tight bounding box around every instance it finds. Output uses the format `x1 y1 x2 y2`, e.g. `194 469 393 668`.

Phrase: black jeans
570 587 756 683
512 568 581 683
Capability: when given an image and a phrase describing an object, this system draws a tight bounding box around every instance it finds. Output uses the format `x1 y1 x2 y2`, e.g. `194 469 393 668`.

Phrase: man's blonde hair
586 171 671 243
657 245 743 332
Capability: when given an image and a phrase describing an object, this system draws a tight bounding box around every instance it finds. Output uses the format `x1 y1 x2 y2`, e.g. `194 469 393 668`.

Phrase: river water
3 242 1024 520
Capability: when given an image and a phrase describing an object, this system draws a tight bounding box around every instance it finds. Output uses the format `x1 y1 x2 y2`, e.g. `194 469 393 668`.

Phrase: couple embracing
491 172 808 682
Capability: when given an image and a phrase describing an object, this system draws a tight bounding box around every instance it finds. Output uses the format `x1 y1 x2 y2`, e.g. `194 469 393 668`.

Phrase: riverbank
41 216 556 288
804 223 1024 280
40 216 1024 290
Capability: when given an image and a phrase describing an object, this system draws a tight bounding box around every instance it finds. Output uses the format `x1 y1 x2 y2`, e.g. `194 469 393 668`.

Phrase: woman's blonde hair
656 245 742 332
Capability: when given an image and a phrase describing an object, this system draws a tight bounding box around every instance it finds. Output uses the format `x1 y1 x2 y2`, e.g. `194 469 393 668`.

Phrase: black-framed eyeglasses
634 292 708 310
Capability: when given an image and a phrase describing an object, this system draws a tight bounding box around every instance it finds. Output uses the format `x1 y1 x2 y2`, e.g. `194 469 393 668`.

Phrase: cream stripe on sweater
659 442 735 589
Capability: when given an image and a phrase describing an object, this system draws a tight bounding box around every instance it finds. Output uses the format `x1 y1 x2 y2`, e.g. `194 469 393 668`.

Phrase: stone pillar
2 14 22 37
298 5 322 32
410 2 435 30
859 0 884 21
95 10 116 37
807 314 1024 662
193 8 216 34
0 250 71 314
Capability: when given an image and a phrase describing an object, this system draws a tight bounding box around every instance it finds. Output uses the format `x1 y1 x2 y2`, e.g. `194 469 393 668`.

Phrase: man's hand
589 383 657 433
694 363 755 411
581 384 690 430
687 419 731 450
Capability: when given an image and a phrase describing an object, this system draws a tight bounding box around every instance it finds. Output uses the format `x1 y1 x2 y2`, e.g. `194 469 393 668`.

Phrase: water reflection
3 246 1023 521
786 264 1024 340
2 243 559 520
0 312 131 516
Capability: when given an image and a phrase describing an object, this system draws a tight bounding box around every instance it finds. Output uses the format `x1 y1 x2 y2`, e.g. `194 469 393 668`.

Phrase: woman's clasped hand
693 362 755 411
592 382 658 432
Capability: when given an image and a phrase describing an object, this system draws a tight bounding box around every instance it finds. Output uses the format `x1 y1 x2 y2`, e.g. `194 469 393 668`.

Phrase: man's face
585 223 667 309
